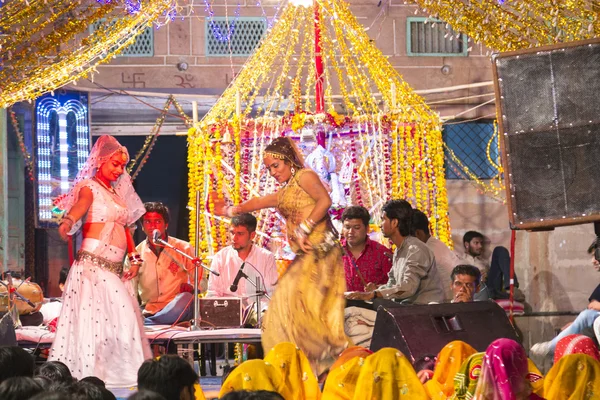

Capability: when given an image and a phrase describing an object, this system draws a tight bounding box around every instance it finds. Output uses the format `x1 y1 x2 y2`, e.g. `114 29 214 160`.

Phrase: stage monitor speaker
492 38 600 230
369 302 518 364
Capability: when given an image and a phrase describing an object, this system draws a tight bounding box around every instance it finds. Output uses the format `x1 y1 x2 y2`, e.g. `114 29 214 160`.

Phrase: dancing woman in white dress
50 135 151 387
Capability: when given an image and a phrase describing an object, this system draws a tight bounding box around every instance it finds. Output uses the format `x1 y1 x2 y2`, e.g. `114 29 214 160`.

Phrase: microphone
229 262 247 292
152 229 161 244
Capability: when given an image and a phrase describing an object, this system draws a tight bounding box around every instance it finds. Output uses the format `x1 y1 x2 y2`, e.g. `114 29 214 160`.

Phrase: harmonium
198 297 243 329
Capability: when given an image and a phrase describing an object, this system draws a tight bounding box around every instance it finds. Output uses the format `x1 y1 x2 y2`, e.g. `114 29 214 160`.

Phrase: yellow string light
188 0 453 246
409 0 599 53
0 0 177 108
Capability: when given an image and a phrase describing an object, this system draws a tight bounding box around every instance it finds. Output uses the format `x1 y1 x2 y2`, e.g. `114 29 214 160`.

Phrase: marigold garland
188 0 453 249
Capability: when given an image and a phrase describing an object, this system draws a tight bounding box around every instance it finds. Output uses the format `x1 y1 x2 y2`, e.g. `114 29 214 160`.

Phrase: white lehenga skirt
49 239 151 388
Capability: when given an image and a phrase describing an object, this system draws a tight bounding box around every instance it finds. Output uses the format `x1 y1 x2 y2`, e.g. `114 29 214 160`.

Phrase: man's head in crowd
129 390 167 400
411 210 431 243
220 390 285 400
341 206 370 248
34 361 73 385
0 346 35 384
142 202 171 243
381 199 413 240
137 355 198 400
463 231 484 257
450 264 481 303
230 213 258 252
0 376 43 400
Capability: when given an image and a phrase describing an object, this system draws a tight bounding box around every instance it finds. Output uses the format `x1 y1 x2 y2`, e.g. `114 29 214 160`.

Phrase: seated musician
207 213 278 312
135 202 203 325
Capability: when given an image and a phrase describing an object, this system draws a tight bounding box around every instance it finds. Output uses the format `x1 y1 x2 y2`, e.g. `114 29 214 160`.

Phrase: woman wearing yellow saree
263 342 321 400
214 137 349 374
219 359 293 399
322 347 373 400
452 352 484 400
423 340 477 400
543 353 600 400
353 347 427 399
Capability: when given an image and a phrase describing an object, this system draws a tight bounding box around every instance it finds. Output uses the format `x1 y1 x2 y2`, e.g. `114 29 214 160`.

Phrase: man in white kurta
207 213 278 312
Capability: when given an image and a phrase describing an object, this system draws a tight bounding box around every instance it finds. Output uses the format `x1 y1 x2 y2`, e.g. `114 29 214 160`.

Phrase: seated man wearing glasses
450 264 481 303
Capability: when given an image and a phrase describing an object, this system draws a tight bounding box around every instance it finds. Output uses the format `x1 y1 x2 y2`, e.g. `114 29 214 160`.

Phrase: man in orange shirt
135 202 204 325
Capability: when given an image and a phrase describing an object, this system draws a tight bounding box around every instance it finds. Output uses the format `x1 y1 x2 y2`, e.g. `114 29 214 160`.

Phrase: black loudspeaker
369 302 518 364
492 38 600 230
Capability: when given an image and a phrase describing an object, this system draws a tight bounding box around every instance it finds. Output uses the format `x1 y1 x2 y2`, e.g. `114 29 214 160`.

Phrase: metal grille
407 17 467 56
494 40 600 228
205 17 266 56
443 121 499 179
89 20 154 57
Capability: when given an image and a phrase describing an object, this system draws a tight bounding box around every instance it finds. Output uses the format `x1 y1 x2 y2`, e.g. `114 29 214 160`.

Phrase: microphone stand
236 272 270 328
154 193 219 331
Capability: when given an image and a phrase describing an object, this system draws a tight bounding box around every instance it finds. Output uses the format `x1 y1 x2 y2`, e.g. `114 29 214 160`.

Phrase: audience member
459 231 488 277
473 339 542 400
329 346 372 372
137 355 199 400
219 359 291 399
542 354 600 400
453 352 484 400
0 346 34 383
220 391 285 400
322 354 368 400
422 341 477 398
340 206 392 292
413 209 460 301
29 392 71 400
128 390 167 400
486 246 524 300
531 240 600 360
33 376 52 390
136 202 200 325
64 381 116 400
414 354 437 383
354 347 427 398
450 265 481 303
0 376 43 400
208 213 278 310
553 334 600 364
346 199 444 304
263 342 320 400
80 376 106 388
34 361 73 384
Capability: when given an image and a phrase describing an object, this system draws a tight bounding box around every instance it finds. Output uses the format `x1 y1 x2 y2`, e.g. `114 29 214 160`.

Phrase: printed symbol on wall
121 72 146 88
174 74 196 88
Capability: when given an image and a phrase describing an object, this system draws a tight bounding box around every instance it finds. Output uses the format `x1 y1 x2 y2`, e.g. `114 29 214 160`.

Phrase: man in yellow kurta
135 202 205 325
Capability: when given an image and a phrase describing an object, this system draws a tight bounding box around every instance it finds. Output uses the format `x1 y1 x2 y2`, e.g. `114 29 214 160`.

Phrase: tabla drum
0 280 44 315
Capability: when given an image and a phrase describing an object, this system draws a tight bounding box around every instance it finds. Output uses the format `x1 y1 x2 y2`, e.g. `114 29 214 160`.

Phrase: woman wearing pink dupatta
473 339 543 400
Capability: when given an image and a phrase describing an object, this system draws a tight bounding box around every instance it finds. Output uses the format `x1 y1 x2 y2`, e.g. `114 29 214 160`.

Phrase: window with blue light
35 91 90 227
